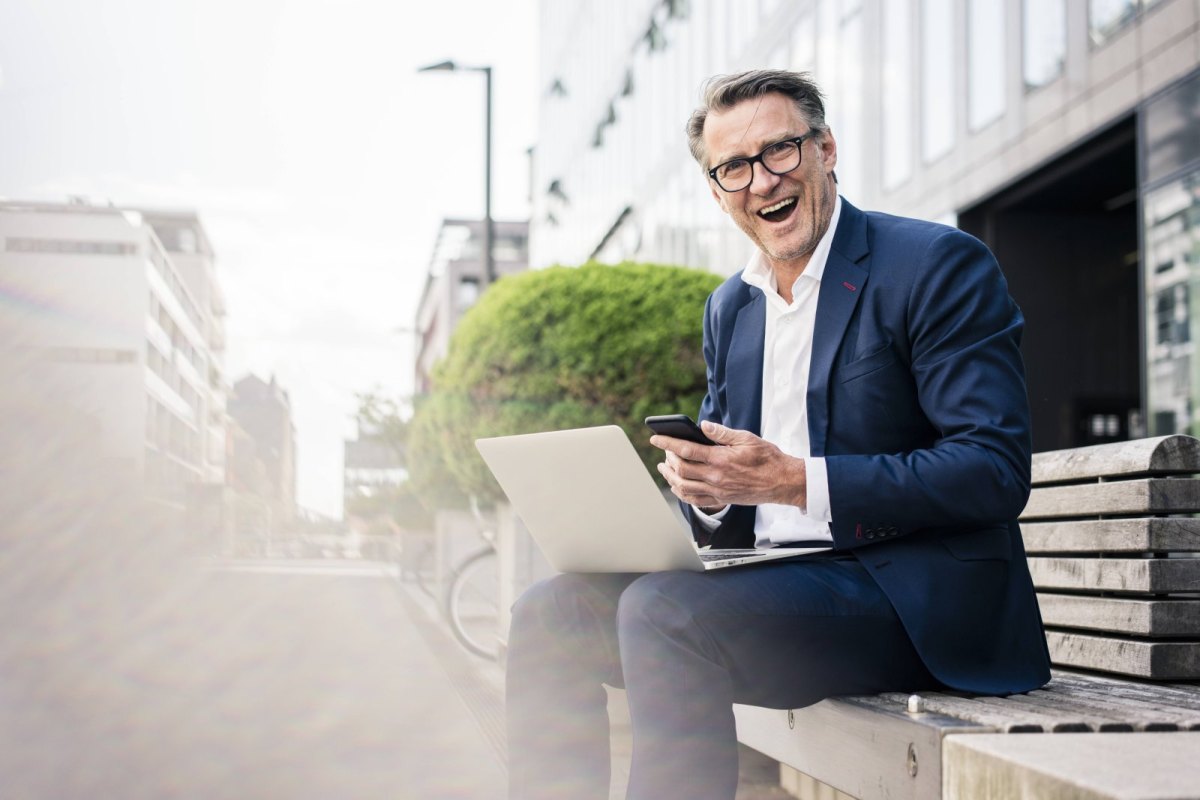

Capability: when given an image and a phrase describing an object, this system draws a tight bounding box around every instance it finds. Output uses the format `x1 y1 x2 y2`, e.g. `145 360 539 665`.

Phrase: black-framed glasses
708 132 818 192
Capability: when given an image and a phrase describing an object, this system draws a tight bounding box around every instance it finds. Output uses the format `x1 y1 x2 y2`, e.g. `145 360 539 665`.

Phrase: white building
0 199 228 518
413 218 530 393
140 209 229 486
533 0 1200 453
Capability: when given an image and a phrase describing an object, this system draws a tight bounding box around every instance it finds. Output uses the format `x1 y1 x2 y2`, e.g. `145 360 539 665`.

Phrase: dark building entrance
959 117 1140 453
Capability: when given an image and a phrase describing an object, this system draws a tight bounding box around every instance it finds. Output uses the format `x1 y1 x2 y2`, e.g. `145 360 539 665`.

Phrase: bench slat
1048 670 1200 712
1031 435 1200 484
874 693 1049 732
1021 517 1200 553
1022 478 1200 519
1034 685 1200 728
1037 593 1200 637
981 692 1141 731
880 692 1098 732
890 674 1200 730
1046 631 1200 679
1027 686 1195 729
1028 556 1200 593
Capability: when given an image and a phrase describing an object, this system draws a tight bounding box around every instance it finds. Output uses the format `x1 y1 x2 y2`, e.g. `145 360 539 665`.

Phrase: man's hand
649 420 807 512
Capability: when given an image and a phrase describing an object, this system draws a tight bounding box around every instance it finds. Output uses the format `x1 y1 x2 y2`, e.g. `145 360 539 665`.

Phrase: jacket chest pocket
839 340 897 382
832 340 922 443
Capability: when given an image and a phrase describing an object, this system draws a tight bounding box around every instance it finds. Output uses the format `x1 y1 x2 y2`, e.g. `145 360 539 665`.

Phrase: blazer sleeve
824 228 1032 550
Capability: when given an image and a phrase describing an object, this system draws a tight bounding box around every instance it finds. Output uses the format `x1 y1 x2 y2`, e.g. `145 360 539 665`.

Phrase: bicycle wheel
446 548 500 660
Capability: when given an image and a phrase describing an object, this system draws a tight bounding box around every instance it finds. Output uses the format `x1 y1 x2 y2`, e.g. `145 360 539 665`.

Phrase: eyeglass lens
716 140 802 191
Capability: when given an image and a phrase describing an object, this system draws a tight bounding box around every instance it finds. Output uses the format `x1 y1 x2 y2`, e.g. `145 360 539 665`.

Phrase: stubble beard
756 177 836 264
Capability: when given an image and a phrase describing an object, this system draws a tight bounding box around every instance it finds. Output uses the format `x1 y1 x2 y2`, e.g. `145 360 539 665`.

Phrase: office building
533 0 1200 451
0 199 228 519
413 218 530 393
229 373 297 527
140 209 229 486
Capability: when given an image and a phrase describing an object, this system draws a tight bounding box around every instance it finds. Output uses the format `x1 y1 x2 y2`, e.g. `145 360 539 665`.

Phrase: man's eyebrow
713 132 797 165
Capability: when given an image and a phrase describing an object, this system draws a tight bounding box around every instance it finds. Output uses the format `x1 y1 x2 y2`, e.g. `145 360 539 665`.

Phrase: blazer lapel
808 201 870 456
727 291 765 435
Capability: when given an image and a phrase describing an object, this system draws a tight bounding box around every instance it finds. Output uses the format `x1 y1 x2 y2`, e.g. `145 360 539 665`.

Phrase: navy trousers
505 556 943 800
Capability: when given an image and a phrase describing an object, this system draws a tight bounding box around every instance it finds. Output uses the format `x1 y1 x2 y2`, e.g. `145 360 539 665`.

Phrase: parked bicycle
389 499 503 661
444 498 500 660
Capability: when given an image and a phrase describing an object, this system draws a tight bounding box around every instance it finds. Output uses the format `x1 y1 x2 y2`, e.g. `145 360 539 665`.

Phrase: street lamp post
418 60 495 286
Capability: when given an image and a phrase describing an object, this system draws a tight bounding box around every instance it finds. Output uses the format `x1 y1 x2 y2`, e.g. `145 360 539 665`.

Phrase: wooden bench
734 435 1200 799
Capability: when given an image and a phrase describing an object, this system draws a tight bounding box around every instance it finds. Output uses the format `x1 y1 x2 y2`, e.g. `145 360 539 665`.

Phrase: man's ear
819 131 838 175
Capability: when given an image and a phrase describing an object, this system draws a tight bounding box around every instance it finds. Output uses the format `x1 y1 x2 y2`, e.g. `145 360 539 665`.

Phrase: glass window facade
1144 71 1200 437
968 0 1006 130
1144 73 1200 186
790 11 815 73
1090 0 1138 46
1089 0 1167 47
835 3 864 200
531 0 1197 305
921 0 956 163
1022 0 1066 89
1144 175 1200 435
882 0 914 189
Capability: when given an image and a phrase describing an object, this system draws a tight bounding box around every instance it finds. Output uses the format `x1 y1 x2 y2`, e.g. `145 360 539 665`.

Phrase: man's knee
511 572 631 643
616 572 708 640
513 573 590 628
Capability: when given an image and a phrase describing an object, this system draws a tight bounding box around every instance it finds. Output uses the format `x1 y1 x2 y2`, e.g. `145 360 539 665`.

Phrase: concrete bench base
736 671 1200 799
735 699 959 800
943 733 1200 800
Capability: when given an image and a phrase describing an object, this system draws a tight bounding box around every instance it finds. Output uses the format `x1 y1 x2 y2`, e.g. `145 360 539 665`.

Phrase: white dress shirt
694 197 841 546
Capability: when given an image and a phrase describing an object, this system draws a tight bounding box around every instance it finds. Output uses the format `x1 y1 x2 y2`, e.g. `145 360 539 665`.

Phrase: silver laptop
475 425 829 572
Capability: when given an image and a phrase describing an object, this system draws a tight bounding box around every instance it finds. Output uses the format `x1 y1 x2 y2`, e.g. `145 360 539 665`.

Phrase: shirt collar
741 195 843 296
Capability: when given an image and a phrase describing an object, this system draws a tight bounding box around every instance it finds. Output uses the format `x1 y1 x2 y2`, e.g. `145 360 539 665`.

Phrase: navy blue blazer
687 199 1051 695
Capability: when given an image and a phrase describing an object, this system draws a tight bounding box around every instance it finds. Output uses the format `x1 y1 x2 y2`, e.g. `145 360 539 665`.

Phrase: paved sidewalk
0 532 791 800
399 574 790 800
399 577 790 800
0 555 507 799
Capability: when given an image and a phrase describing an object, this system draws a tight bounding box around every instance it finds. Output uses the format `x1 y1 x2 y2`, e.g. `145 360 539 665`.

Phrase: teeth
759 198 795 216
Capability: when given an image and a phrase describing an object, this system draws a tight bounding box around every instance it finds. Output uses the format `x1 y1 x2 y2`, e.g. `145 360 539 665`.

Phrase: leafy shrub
408 261 721 505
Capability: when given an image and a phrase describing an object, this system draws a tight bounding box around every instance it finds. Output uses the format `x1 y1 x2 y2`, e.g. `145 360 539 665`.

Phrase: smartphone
645 414 717 446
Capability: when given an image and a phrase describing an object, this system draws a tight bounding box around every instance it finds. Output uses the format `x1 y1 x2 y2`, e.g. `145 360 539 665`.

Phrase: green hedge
408 261 721 506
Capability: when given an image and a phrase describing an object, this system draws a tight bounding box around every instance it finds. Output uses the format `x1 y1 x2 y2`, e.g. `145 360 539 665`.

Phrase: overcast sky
0 0 539 517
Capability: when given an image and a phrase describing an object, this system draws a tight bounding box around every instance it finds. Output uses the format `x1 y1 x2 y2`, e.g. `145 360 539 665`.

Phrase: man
506 70 1050 800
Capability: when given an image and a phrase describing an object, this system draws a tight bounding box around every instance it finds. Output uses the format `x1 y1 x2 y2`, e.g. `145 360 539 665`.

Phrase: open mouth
757 197 796 223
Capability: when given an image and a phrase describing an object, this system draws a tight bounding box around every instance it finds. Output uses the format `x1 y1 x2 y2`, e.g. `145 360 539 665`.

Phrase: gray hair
686 70 830 170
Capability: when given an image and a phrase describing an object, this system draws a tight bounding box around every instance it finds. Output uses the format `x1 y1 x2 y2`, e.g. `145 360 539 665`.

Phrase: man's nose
748 161 781 195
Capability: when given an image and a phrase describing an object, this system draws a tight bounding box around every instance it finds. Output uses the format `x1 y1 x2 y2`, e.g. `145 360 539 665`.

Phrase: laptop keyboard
698 549 766 561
